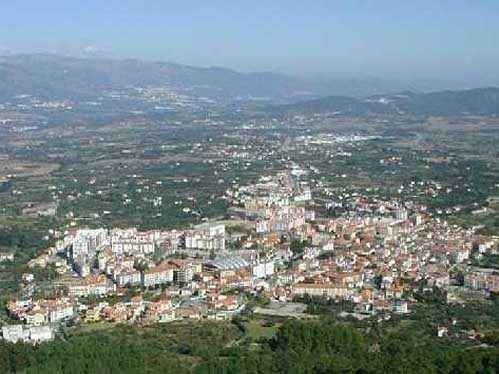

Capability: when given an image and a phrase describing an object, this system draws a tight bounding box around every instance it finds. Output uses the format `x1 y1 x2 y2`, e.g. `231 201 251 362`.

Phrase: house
464 268 499 292
102 303 130 322
427 272 450 288
175 305 202 320
392 299 409 314
84 307 102 323
437 326 448 338
211 295 240 311
24 309 47 326
7 298 75 324
145 299 175 323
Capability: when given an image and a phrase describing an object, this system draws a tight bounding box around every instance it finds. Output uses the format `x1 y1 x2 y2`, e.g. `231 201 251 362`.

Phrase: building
184 223 226 251
142 263 174 288
291 282 348 299
393 300 409 314
0 251 14 262
252 260 275 279
294 187 312 202
145 299 175 323
71 229 108 257
204 255 249 272
68 274 113 297
2 324 53 344
110 228 156 255
6 298 74 325
256 220 269 234
464 268 499 292
115 270 142 287
29 326 54 343
394 208 408 222
2 324 24 343
169 260 194 283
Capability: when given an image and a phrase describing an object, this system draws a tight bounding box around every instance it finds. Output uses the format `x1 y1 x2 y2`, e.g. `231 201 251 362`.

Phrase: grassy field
244 319 280 340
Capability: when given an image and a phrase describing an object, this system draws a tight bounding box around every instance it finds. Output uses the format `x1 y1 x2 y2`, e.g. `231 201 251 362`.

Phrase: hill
271 87 499 116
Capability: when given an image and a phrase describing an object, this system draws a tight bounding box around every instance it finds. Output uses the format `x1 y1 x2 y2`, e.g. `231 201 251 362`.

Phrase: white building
142 264 174 287
294 187 312 202
184 223 225 251
48 303 74 322
252 260 275 279
29 325 54 343
0 252 14 262
2 324 53 344
2 325 24 343
256 220 269 234
394 208 408 222
116 270 142 287
25 310 46 326
72 229 108 257
110 228 156 255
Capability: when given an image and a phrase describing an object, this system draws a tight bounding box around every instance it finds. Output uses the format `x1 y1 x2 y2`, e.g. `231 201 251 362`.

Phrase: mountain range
0 53 484 103
0 54 498 117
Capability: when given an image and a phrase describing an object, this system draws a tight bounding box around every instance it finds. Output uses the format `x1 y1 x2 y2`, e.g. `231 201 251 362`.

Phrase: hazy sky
1 0 498 81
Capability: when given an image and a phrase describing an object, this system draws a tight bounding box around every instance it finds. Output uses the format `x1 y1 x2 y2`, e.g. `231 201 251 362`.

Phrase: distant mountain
0 54 293 101
0 54 467 103
270 87 499 116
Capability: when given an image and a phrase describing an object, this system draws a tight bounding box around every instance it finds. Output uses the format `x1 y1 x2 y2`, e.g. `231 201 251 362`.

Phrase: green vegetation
3 314 499 374
243 319 279 340
290 239 310 255
0 226 49 304
4 289 499 373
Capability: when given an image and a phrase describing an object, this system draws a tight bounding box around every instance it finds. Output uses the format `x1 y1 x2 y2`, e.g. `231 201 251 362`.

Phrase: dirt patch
0 160 60 178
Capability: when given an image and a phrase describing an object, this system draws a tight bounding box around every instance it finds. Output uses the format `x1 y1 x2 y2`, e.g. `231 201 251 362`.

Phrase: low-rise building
0 251 14 262
292 282 348 299
68 274 113 297
2 324 53 344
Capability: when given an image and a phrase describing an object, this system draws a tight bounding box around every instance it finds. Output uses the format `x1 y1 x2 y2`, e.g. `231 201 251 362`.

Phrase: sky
1 1 498 83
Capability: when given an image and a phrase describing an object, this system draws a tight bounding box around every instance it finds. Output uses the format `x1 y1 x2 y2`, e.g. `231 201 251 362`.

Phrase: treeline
2 320 499 374
197 320 499 374
0 333 192 374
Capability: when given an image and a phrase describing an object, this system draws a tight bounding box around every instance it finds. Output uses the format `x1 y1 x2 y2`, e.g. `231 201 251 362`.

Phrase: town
3 165 498 344
3 2 499 372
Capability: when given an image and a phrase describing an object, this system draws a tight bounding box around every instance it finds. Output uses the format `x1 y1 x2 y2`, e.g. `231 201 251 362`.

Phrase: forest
1 317 499 374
